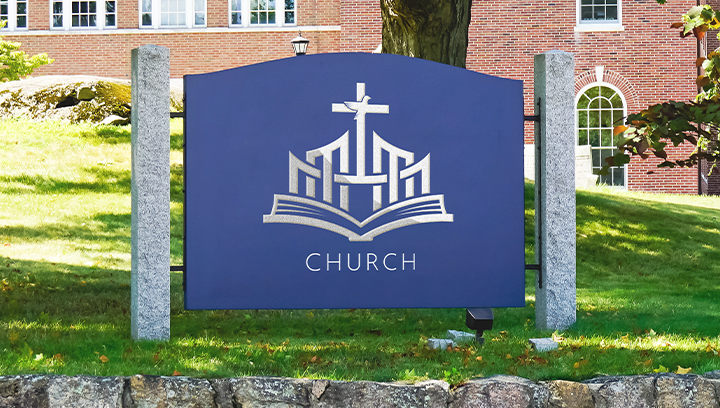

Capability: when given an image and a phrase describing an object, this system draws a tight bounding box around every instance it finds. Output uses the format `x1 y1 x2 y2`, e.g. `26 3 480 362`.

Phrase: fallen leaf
676 366 692 374
476 356 483 362
99 355 109 363
505 354 513 359
172 370 182 376
573 359 589 369
653 365 669 373
551 332 565 342
310 356 317 362
644 359 652 367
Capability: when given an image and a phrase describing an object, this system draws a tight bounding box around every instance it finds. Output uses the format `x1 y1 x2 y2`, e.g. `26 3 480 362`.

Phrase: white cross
332 83 389 178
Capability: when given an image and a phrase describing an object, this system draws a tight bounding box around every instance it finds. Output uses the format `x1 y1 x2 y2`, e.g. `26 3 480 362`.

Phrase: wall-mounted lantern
291 32 309 56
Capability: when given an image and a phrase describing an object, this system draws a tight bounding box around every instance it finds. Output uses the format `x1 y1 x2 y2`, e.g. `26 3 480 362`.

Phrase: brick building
1 0 716 193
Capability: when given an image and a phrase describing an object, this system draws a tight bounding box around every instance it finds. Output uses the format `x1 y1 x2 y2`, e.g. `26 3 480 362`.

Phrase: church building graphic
263 83 453 241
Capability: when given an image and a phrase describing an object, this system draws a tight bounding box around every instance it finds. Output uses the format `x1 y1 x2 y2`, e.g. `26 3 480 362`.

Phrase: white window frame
50 0 117 30
575 0 623 32
0 0 28 31
228 0 296 28
575 82 629 188
139 0 207 29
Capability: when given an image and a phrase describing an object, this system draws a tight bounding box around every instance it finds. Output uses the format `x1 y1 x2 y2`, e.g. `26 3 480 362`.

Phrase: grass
0 117 719 383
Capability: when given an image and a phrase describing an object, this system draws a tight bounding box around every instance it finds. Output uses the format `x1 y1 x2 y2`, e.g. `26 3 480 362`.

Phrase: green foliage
0 20 53 81
605 3 720 173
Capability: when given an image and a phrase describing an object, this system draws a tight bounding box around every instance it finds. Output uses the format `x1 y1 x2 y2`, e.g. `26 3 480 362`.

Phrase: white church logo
263 83 453 241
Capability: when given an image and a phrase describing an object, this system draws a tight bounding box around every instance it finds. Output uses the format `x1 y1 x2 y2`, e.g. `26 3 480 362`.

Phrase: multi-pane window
140 0 206 28
579 0 620 24
230 0 295 27
580 0 618 21
250 0 274 24
576 84 626 187
52 0 116 29
0 0 27 30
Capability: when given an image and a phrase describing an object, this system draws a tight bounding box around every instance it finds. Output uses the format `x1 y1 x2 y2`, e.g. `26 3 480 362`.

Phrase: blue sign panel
184 53 524 310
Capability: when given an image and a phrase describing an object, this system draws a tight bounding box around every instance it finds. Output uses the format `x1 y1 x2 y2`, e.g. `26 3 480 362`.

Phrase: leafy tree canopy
0 20 53 82
605 3 720 173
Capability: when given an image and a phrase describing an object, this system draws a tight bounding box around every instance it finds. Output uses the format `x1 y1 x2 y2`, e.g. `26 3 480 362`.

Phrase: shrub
0 20 53 81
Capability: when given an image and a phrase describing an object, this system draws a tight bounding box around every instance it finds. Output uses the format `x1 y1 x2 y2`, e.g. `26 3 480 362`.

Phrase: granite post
131 45 171 341
534 50 576 330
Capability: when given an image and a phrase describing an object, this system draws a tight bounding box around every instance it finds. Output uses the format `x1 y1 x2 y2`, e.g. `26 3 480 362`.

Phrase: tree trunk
381 0 472 68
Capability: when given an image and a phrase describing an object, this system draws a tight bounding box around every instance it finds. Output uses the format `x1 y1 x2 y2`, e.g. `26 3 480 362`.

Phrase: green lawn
0 118 718 382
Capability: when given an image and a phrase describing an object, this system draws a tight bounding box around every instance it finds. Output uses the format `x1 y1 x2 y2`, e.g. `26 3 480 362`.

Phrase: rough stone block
707 379 720 405
0 375 50 407
428 338 456 350
130 44 171 341
653 374 719 408
311 380 449 408
584 376 654 408
533 50 577 331
705 370 720 379
529 338 559 352
228 376 311 407
449 375 548 408
46 376 124 408
209 379 235 408
447 330 475 343
546 380 593 408
76 86 96 100
129 375 215 408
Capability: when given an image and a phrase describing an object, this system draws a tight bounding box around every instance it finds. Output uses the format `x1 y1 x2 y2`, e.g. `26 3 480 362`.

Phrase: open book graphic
263 194 453 241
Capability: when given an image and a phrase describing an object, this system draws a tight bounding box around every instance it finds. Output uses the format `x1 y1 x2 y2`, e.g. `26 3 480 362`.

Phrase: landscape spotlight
291 32 309 56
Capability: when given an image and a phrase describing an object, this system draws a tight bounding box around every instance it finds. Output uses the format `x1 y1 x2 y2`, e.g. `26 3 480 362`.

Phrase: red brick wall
207 0 226 28
466 0 698 193
11 31 340 79
118 0 138 29
28 0 50 30
339 0 381 52
298 0 340 26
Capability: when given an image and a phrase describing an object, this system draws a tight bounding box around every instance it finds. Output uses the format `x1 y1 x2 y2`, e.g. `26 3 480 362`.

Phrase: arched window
576 83 627 187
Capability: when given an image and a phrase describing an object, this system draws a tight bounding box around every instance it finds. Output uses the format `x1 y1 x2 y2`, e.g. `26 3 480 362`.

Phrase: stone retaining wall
1 371 719 407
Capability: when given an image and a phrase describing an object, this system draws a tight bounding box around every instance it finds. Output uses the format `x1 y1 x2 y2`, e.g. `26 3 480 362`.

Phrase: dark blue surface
184 53 525 310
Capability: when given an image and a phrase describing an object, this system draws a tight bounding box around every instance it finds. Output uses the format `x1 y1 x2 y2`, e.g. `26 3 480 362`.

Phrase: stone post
131 45 171 341
534 50 576 330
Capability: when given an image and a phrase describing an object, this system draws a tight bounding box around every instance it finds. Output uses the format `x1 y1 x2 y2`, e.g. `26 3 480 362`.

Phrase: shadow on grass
0 167 130 195
0 164 184 202
73 124 184 151
0 258 718 380
0 211 184 257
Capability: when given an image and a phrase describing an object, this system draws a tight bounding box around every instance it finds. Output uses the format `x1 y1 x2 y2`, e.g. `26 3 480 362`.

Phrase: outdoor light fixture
291 31 309 56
